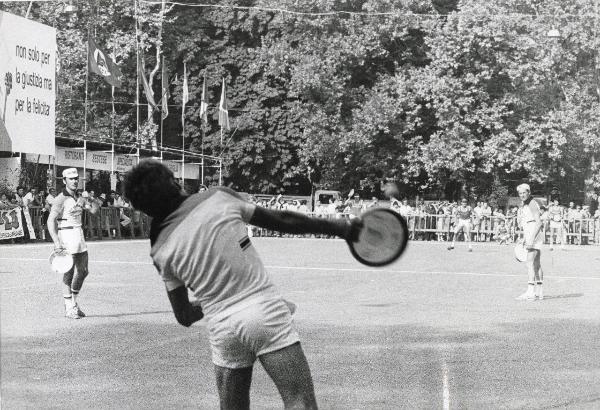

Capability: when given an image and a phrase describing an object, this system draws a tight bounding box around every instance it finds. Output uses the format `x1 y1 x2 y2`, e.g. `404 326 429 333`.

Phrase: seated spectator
494 220 510 245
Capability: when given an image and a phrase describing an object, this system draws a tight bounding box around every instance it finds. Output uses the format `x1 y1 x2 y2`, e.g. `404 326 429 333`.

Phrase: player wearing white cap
47 168 99 319
515 183 544 301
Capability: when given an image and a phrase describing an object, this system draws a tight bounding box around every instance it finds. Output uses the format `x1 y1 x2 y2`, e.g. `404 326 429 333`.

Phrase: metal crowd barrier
14 206 600 246
25 206 151 242
250 210 599 246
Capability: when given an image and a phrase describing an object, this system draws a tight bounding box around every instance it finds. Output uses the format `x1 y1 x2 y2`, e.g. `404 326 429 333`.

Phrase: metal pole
84 30 90 139
219 126 223 185
134 0 140 144
83 140 87 190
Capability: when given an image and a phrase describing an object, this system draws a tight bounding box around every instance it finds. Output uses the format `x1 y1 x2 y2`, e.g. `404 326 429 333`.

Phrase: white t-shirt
150 188 278 318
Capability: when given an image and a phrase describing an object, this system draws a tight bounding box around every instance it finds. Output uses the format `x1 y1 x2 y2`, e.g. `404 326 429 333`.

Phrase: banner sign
0 206 26 240
163 160 180 177
115 155 137 173
0 11 56 155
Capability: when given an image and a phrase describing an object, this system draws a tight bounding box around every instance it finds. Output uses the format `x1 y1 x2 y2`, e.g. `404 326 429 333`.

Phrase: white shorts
58 227 87 254
524 223 543 250
456 219 471 231
208 296 299 369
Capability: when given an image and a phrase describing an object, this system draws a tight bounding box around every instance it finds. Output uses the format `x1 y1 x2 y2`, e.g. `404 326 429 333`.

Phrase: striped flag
182 63 189 126
138 54 157 109
199 74 208 123
218 77 230 130
161 57 169 120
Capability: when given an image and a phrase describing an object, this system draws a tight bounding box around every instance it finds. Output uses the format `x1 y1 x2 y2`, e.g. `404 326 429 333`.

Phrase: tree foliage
2 0 598 198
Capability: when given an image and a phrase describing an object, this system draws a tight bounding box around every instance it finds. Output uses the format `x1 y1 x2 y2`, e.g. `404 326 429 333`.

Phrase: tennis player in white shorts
124 159 362 410
47 168 99 319
515 183 545 301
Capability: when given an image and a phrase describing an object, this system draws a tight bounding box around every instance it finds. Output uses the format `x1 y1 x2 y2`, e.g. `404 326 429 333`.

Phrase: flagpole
111 86 115 140
160 56 164 152
84 29 90 139
134 0 140 146
182 62 186 188
219 126 223 186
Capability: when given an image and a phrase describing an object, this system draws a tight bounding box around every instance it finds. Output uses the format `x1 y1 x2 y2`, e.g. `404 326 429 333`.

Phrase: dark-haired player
123 159 362 410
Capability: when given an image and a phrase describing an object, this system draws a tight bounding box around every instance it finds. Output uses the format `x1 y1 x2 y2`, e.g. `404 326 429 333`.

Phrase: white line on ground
442 362 450 410
1 257 599 282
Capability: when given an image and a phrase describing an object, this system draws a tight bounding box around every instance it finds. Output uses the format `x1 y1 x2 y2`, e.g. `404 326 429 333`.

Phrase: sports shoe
74 304 86 317
447 245 454 250
65 306 81 319
515 291 535 301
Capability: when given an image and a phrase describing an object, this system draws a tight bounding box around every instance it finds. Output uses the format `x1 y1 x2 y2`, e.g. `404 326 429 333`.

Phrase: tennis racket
514 240 527 262
49 248 74 274
347 208 409 267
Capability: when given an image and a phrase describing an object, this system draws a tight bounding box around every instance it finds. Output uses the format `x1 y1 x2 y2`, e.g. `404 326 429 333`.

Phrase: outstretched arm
165 283 204 327
249 206 361 241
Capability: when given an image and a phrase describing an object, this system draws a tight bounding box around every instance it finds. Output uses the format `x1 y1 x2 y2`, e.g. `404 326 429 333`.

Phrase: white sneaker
515 292 535 301
74 304 86 317
65 306 81 319
535 286 544 300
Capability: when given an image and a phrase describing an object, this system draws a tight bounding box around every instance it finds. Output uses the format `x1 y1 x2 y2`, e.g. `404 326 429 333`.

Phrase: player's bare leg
516 249 536 301
70 252 89 317
214 365 253 410
534 251 544 300
258 342 318 409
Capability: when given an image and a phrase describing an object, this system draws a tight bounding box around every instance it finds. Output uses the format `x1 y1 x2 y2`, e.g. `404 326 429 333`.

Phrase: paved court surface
1 238 599 409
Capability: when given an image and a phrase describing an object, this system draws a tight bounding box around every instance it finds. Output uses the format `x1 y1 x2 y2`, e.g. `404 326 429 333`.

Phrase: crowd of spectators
0 185 134 242
2 185 599 245
248 192 600 245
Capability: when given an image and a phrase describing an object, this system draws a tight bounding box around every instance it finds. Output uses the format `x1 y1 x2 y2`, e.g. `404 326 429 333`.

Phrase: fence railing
7 207 600 246
25 206 151 242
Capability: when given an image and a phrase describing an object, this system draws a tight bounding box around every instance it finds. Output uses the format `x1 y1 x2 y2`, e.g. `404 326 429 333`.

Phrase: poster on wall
0 11 56 155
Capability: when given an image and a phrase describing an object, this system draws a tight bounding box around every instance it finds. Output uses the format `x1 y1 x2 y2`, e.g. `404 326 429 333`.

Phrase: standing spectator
548 199 565 250
589 192 598 216
0 193 12 209
22 187 41 208
566 202 577 244
479 202 492 241
99 193 108 207
113 192 131 227
14 186 25 207
516 183 545 301
42 187 57 241
594 208 600 245
367 197 379 208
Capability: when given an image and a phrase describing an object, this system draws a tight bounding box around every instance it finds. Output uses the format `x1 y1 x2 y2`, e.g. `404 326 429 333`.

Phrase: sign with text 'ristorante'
0 11 56 155
52 148 183 177
55 147 137 173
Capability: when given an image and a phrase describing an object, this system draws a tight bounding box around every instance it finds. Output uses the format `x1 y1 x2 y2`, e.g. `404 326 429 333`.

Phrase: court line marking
1 257 599 283
442 362 450 410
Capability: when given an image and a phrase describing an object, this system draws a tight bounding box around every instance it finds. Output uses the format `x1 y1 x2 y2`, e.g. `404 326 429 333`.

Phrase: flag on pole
138 54 157 110
182 63 189 126
161 57 169 120
199 74 208 123
218 77 230 130
88 37 123 88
